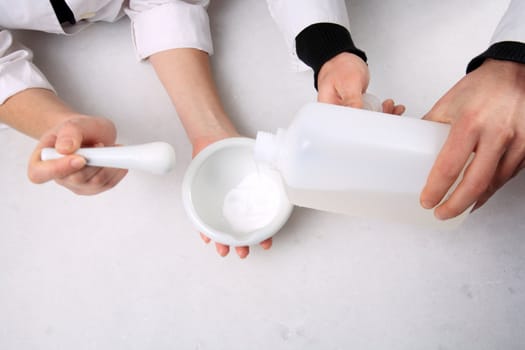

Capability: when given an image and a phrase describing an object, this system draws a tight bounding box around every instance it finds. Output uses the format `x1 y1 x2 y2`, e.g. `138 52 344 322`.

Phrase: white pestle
41 142 176 174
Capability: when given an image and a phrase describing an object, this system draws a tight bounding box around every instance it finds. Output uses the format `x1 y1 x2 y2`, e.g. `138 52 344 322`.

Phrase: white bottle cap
362 93 382 112
254 131 279 166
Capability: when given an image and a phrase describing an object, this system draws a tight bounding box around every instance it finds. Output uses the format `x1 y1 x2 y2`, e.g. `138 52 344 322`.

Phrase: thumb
339 88 364 109
28 153 86 184
54 120 84 154
318 84 364 108
55 117 118 154
318 85 343 105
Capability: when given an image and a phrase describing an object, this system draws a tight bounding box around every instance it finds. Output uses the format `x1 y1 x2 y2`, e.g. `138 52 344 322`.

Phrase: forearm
0 88 75 139
149 48 238 146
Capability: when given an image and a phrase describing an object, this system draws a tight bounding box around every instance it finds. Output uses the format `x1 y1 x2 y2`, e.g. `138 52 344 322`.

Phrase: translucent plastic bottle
254 102 470 228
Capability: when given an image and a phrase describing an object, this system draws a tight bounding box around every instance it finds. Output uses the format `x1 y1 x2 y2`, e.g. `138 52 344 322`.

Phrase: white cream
222 173 281 233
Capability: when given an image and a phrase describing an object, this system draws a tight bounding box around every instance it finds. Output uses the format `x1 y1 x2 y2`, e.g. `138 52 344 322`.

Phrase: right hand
28 115 127 195
317 52 405 115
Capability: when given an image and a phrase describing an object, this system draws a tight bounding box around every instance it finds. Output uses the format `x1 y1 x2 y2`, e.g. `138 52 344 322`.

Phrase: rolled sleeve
126 0 213 59
490 0 525 44
266 0 350 71
466 0 525 72
0 30 55 105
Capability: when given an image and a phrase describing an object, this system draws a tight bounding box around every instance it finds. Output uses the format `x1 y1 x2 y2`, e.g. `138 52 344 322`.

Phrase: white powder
222 173 281 233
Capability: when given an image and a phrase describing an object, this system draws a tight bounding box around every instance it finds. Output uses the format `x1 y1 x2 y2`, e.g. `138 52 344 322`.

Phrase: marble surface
1 1 524 349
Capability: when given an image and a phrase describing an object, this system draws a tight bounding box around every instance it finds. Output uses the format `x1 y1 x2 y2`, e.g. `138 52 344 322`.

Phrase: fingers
200 233 211 244
29 132 126 195
473 140 525 210
25 115 125 193
226 240 273 258
56 167 128 195
339 91 363 108
419 59 525 217
259 238 272 250
200 236 273 258
420 120 478 211
215 243 230 257
53 118 114 155
316 51 369 107
318 80 363 108
234 246 249 259
492 140 525 185
214 243 249 259
28 128 85 184
393 104 406 116
433 139 504 219
381 99 405 115
382 99 395 114
54 120 84 154
199 234 231 257
319 88 405 117
423 116 517 219
63 117 117 147
28 151 86 184
318 89 362 108
472 182 500 211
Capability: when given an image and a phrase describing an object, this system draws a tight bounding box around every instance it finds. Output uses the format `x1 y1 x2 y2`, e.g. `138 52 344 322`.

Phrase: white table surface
1 1 524 349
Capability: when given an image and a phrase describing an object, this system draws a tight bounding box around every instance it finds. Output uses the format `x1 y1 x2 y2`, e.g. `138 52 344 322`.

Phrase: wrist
192 129 240 158
479 59 525 83
191 125 240 147
295 23 367 90
0 88 80 139
467 41 525 73
181 107 239 145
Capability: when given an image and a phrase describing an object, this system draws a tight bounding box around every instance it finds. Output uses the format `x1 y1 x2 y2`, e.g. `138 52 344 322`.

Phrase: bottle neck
254 128 286 168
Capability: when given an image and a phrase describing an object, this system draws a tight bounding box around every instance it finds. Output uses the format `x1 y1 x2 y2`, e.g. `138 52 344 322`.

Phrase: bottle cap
362 93 382 112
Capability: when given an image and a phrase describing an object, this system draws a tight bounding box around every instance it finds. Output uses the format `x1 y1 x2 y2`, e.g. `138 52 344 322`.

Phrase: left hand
28 115 128 195
192 134 272 259
421 59 525 219
317 52 405 115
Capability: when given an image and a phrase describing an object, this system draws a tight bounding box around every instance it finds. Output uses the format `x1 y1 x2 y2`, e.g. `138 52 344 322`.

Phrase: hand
28 115 128 195
192 133 272 259
149 48 272 258
317 52 405 115
421 59 525 219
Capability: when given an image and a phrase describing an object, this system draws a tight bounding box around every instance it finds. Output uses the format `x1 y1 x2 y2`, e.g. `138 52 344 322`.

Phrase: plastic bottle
254 102 470 228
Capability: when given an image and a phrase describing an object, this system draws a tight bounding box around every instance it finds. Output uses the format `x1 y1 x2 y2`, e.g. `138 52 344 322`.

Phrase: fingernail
421 200 434 209
200 233 210 244
70 157 86 169
57 139 74 152
434 210 449 221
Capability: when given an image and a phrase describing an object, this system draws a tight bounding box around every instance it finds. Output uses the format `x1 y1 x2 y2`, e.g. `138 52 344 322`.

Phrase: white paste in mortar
222 173 281 233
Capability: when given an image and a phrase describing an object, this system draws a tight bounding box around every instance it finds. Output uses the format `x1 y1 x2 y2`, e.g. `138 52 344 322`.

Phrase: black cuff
466 41 525 73
50 0 76 25
296 23 367 90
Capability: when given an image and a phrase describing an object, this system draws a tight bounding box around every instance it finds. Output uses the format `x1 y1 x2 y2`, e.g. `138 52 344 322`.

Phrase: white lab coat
0 0 350 105
0 0 523 105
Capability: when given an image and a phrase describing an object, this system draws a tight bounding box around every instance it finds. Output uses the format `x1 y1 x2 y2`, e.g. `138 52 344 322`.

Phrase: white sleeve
266 0 350 71
125 0 213 59
491 0 525 44
0 30 55 105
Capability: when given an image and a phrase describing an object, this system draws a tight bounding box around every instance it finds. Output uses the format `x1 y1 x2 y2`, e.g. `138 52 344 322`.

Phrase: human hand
192 134 273 259
28 115 128 195
421 59 525 219
317 52 405 115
